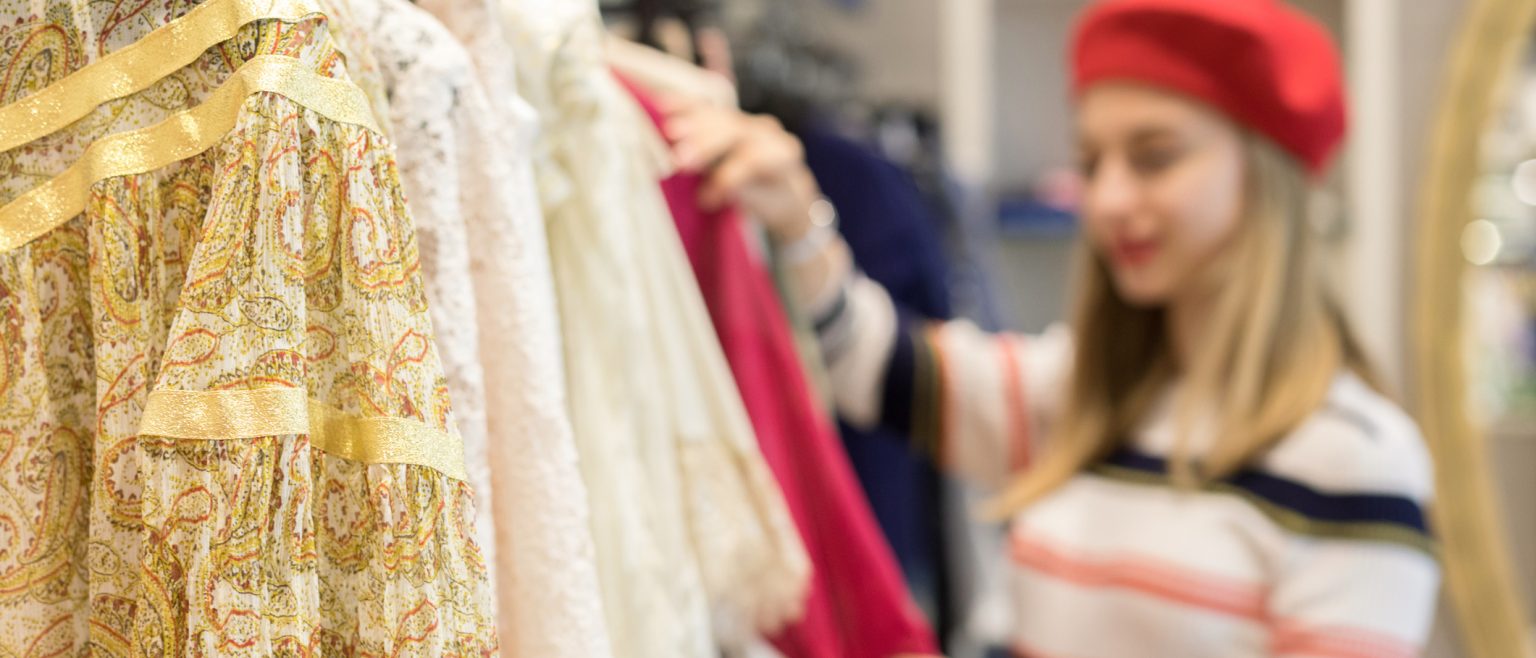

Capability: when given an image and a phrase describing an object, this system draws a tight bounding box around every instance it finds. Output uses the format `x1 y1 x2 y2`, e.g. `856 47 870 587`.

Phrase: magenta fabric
621 76 939 658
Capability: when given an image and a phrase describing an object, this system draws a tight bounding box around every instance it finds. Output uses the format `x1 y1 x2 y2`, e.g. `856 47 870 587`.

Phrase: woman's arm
665 99 1071 488
802 242 1071 488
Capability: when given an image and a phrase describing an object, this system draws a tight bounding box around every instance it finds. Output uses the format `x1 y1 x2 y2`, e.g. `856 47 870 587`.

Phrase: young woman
663 0 1439 656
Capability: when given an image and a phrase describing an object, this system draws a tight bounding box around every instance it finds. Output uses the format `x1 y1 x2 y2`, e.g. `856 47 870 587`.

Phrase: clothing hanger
607 36 738 108
600 0 719 65
731 10 858 132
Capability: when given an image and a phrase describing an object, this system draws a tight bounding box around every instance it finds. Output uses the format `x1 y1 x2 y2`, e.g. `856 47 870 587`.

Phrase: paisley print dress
0 0 498 654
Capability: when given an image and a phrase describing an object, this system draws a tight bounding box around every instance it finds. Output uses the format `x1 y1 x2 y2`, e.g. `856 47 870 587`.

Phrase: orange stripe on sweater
1270 620 1419 658
1008 530 1270 621
998 336 1031 473
1008 533 1422 657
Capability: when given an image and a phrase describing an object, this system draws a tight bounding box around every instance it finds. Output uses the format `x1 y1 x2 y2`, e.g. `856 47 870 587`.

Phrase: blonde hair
983 134 1379 518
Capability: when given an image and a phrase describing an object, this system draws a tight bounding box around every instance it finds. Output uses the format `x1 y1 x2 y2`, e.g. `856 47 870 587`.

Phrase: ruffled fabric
500 1 811 654
359 0 615 652
0 1 497 654
627 78 940 658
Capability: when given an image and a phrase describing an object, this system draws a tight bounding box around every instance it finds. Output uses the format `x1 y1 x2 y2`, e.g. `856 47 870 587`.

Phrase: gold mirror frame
1416 1 1536 656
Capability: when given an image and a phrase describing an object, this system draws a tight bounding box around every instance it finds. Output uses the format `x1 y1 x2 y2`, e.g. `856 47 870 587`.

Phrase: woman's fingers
671 106 821 238
698 140 763 210
663 104 747 171
673 127 740 171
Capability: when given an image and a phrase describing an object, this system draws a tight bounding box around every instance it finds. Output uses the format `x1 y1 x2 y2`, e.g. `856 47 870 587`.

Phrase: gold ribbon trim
308 403 468 482
0 55 381 254
139 387 309 437
0 0 327 152
140 388 468 480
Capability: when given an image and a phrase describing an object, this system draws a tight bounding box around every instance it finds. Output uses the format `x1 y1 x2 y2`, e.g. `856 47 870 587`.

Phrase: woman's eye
1079 154 1101 178
1130 148 1181 175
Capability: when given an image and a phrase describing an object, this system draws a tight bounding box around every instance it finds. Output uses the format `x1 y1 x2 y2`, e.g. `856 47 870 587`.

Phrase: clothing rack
601 0 721 64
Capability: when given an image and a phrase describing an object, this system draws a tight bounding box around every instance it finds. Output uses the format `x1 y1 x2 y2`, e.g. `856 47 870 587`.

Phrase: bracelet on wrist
777 198 839 265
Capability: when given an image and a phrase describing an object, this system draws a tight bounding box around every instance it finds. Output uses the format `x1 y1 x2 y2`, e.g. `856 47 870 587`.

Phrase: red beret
1072 0 1347 175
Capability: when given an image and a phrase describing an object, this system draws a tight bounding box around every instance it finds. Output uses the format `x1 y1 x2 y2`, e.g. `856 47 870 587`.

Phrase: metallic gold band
0 55 381 253
140 388 468 480
0 0 328 152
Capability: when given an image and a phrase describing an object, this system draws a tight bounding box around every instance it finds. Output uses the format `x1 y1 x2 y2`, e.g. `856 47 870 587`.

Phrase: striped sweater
815 274 1440 658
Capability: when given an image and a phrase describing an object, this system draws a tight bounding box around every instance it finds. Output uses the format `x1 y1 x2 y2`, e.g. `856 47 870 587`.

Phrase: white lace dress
355 1 616 656
499 2 811 656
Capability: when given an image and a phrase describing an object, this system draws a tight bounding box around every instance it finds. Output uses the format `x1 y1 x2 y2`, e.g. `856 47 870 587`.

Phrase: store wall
1398 0 1482 653
786 0 941 107
993 0 1084 191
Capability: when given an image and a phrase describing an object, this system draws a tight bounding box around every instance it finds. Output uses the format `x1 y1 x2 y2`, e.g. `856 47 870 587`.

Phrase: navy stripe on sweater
1093 447 1433 552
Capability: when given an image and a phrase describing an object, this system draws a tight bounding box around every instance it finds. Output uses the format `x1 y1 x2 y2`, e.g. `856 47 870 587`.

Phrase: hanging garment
502 7 714 658
354 0 495 590
396 0 617 651
315 0 396 137
0 0 497 654
353 0 615 653
607 35 738 109
623 76 939 658
797 123 956 631
500 2 811 655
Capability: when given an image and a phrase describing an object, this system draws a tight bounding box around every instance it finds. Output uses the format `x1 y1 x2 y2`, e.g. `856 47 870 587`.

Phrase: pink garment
623 78 939 658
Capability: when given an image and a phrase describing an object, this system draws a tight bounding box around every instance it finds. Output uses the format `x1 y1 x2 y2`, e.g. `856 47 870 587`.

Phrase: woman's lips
1111 239 1160 267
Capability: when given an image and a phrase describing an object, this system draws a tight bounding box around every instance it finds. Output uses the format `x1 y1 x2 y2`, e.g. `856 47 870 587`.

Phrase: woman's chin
1109 275 1171 308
